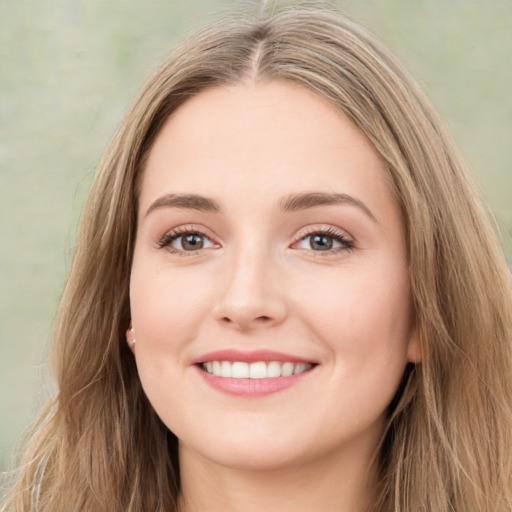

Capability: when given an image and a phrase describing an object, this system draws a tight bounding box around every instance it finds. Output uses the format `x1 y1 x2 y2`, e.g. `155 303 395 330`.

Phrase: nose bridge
213 237 286 329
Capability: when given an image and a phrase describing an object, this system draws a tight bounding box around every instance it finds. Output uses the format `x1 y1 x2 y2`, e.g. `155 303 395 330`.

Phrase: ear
126 322 136 353
406 322 422 363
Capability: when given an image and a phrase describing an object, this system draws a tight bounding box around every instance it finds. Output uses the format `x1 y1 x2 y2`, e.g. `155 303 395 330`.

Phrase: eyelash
157 225 219 256
292 226 355 255
157 226 354 256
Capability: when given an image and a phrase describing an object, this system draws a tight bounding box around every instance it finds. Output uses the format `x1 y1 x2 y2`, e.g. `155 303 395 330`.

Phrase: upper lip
190 349 317 365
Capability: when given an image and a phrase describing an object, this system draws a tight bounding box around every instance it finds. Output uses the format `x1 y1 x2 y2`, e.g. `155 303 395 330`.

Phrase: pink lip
196 368 313 396
190 349 315 365
191 349 318 397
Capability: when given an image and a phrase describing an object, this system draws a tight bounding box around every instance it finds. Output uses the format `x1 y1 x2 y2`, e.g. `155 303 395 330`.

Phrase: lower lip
195 366 314 396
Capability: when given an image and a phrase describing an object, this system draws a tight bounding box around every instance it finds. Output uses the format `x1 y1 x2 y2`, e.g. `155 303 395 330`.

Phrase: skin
129 80 420 512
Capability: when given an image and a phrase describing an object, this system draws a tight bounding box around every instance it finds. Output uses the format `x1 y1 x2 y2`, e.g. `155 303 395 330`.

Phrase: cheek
128 255 216 371
304 262 411 333
131 256 206 326
298 263 413 382
128 260 211 417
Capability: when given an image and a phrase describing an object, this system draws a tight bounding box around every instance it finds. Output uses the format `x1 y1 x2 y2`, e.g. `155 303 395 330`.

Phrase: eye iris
310 234 333 251
182 234 204 250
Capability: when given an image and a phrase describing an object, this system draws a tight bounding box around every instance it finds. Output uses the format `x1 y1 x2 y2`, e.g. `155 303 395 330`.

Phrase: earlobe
406 324 422 363
126 324 136 353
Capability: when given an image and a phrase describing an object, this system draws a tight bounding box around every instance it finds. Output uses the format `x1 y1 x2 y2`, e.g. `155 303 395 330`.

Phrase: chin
178 427 312 472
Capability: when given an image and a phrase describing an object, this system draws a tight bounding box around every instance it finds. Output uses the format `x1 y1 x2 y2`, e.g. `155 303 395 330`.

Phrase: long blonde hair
4 4 512 511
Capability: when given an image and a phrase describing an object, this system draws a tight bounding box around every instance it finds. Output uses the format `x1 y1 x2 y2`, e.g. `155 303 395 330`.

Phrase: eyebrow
145 191 377 222
279 192 377 222
145 193 220 217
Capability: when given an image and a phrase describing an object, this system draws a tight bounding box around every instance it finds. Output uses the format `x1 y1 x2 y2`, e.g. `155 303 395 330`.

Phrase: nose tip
212 261 287 331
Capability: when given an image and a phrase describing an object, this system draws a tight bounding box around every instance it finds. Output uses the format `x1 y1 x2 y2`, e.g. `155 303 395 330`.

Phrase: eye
172 233 214 251
292 228 354 253
159 228 218 253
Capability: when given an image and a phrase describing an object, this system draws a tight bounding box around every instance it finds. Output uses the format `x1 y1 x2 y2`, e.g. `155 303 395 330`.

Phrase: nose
212 248 288 331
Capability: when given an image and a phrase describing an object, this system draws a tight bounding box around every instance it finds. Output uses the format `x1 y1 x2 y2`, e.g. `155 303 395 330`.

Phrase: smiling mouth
199 361 315 379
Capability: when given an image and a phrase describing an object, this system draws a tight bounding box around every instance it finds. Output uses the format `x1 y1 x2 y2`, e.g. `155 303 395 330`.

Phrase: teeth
249 361 267 379
231 362 249 378
267 361 281 378
202 361 313 378
293 363 307 375
221 361 231 378
281 362 294 377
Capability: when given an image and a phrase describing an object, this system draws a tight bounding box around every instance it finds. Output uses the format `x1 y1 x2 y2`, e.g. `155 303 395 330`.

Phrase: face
129 80 419 472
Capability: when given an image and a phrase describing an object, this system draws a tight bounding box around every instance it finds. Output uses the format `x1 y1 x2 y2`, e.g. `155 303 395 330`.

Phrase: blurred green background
1 0 511 484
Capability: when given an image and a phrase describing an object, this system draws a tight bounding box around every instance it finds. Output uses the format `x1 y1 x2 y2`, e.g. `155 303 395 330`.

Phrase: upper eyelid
163 224 216 237
292 224 353 241
158 224 220 247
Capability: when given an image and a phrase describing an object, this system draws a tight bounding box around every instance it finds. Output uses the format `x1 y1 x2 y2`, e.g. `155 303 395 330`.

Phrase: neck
177 442 379 512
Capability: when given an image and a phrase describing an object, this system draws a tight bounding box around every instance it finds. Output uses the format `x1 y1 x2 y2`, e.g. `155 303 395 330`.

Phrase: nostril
220 315 272 326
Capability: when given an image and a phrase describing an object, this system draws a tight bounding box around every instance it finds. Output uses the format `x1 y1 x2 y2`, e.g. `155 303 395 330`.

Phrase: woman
3 4 511 511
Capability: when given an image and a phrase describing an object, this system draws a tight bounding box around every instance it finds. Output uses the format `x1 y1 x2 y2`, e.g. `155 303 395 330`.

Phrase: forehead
140 80 396 219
